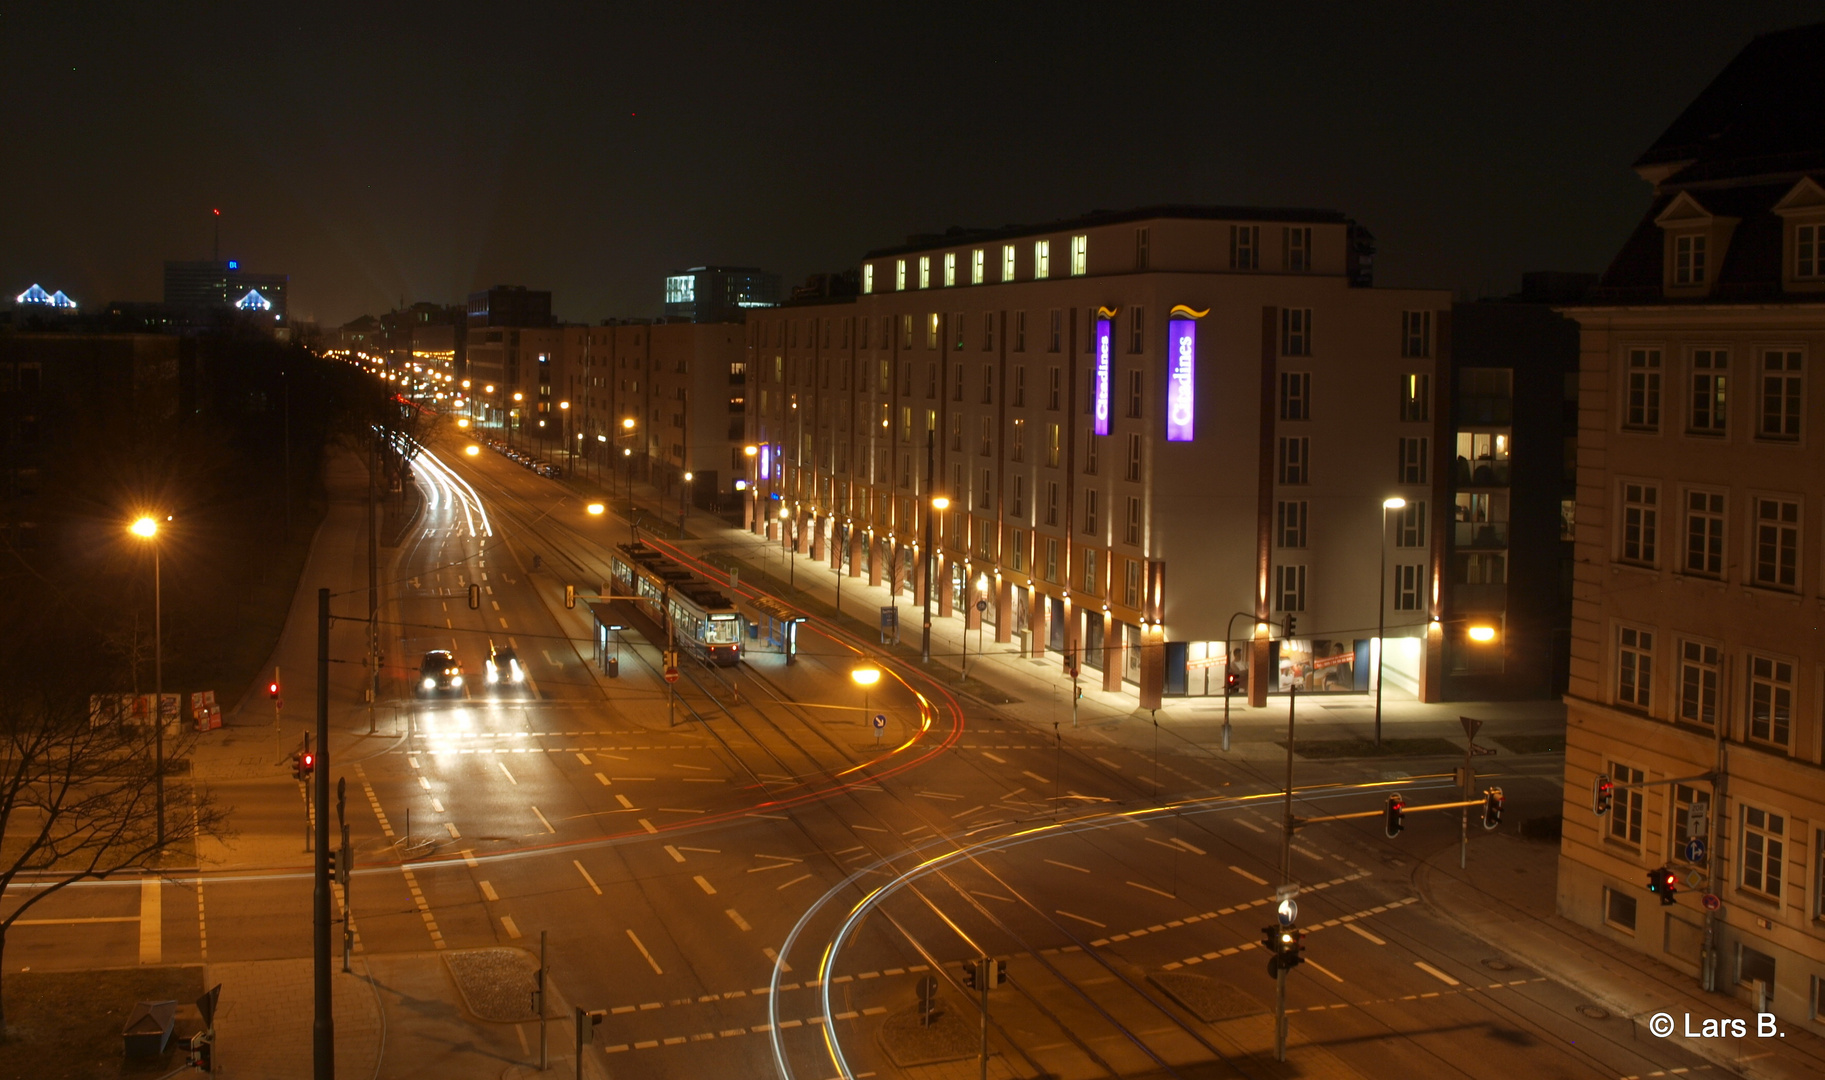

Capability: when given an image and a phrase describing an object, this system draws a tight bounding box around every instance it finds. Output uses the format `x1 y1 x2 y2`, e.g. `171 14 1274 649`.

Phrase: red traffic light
300 752 315 776
268 681 281 698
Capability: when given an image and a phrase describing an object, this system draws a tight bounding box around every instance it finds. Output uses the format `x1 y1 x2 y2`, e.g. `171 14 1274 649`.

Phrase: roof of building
1635 22 1825 183
864 204 1353 259
1589 178 1814 304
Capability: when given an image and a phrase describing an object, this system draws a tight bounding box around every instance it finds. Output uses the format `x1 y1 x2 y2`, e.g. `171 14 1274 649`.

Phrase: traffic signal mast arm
1597 769 1717 792
1293 796 1491 828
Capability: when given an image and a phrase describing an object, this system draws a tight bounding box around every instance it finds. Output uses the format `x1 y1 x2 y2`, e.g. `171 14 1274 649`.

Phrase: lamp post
1375 496 1407 747
922 495 948 664
852 665 881 737
744 445 759 532
558 400 571 470
681 471 693 527
484 384 497 435
779 506 794 591
511 391 524 450
130 515 166 846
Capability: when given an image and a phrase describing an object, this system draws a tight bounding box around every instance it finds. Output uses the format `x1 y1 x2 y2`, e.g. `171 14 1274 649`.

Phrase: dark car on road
417 650 465 697
484 643 525 691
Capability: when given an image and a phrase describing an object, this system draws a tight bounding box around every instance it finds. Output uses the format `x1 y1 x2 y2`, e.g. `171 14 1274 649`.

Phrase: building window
1277 437 1308 484
1285 226 1312 271
1741 805 1785 901
941 252 956 287
1012 476 1025 517
1047 365 1061 409
1124 497 1140 545
1002 244 1017 283
1678 641 1720 727
1013 314 1027 354
1684 490 1725 576
950 413 962 451
1011 418 1025 461
896 259 907 291
1046 423 1060 467
903 314 914 350
1797 223 1823 279
1230 225 1258 269
1609 762 1645 847
1690 349 1728 434
982 314 995 353
1394 501 1426 547
1671 783 1704 861
979 469 992 509
1083 490 1098 534
1753 497 1800 590
979 416 993 456
1402 311 1432 358
1604 888 1638 933
919 256 931 289
953 313 965 351
1281 308 1311 356
1398 437 1428 484
1674 233 1707 285
1082 549 1099 595
1394 564 1422 610
1124 433 1141 481
1759 350 1802 440
1400 373 1430 422
1276 500 1308 548
953 362 964 401
1125 558 1142 605
1045 481 1059 526
1621 482 1658 566
1625 348 1661 431
1748 655 1793 748
1127 306 1145 354
1274 565 1306 612
971 248 985 285
1126 370 1143 419
1070 234 1088 276
863 264 874 294
1034 240 1051 279
1011 528 1026 572
1084 435 1098 476
1135 227 1150 270
1045 537 1059 582
1048 310 1062 353
1617 627 1653 711
1279 372 1310 420
927 314 940 350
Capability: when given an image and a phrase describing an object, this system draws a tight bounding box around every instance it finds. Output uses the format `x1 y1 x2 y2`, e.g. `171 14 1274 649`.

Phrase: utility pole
1701 662 1730 992
367 431 379 730
313 589 334 1080
537 931 549 1070
1281 686 1297 883
920 427 935 663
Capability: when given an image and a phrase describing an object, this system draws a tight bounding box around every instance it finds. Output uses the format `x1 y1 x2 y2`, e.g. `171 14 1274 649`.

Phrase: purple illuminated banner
759 444 771 479
1093 317 1112 436
1166 318 1196 442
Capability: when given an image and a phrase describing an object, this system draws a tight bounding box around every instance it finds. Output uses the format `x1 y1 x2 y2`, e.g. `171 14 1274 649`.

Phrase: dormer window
1796 224 1823 279
1673 234 1707 284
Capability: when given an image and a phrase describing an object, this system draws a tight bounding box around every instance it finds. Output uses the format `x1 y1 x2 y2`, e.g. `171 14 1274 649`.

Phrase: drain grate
1576 1004 1610 1021
1481 958 1513 972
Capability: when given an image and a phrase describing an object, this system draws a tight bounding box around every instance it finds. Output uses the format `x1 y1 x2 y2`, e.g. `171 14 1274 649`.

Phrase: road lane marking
677 846 720 853
1127 881 1176 899
576 753 591 764
13 916 140 925
1414 961 1460 986
419 776 431 790
627 929 663 974
1045 859 1090 873
951 805 986 818
693 875 717 895
639 819 656 833
499 618 509 629
726 909 750 931
492 600 501 611
1291 844 1325 861
445 823 461 839
431 798 445 813
1235 818 1266 833
658 807 706 814
138 878 161 964
1171 838 1206 855
615 795 634 809
1229 865 1269 885
480 881 499 901
498 762 517 784
776 874 812 890
397 864 446 949
501 915 522 939
1022 770 1049 784
664 845 685 863
971 890 1014 903
596 773 611 785
915 790 962 801
1056 910 1106 928
763 946 792 972
675 763 711 771
408 755 420 768
461 850 478 868
574 861 602 895
1346 923 1386 945
981 752 1006 763
531 806 555 833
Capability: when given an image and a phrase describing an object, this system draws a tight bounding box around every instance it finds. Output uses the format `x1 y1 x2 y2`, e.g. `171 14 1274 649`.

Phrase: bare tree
0 678 227 1031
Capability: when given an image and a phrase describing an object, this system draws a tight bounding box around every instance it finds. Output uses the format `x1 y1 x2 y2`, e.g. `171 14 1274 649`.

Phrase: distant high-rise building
663 267 779 323
162 260 289 323
466 286 552 329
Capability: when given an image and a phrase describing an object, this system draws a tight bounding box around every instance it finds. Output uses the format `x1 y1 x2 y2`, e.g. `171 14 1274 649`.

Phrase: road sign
880 606 898 629
1702 893 1721 911
1276 898 1298 926
1459 715 1483 741
872 713 887 730
916 974 939 1025
976 598 988 612
1684 837 1708 864
196 984 222 1029
663 667 679 684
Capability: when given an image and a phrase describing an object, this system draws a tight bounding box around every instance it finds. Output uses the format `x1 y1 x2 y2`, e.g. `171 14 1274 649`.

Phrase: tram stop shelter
744 596 807 664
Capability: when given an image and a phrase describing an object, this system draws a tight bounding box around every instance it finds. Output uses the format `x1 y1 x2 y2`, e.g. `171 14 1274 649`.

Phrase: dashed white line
726 909 750 932
1045 859 1091 873
1229 865 1269 885
1414 961 1461 987
1056 910 1106 928
1346 923 1386 946
574 861 602 895
531 806 555 833
479 881 499 901
627 929 663 974
694 875 717 895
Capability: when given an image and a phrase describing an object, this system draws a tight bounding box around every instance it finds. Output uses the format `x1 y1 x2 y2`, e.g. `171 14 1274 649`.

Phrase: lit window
1034 240 1051 279
943 252 956 287
971 249 985 285
862 264 874 294
1689 349 1727 434
919 257 931 289
1070 234 1088 276
1002 245 1016 282
1400 374 1430 421
896 260 907 291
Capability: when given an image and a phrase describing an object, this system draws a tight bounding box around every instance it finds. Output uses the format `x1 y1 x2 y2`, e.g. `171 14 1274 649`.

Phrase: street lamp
558 400 571 469
744 445 759 532
511 392 524 450
130 515 167 846
681 471 693 526
1375 496 1407 747
922 496 949 664
852 665 881 736
779 506 795 591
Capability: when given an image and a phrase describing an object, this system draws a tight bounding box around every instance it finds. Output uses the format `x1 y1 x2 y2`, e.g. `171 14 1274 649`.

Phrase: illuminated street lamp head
779 507 792 520
597 434 607 442
512 392 523 402
456 417 470 428
484 384 496 394
130 516 159 539
464 444 481 456
559 400 570 410
930 496 950 510
1468 625 1498 643
1383 496 1407 509
622 448 631 457
744 444 758 456
461 379 471 388
622 417 635 430
851 667 882 687
684 471 693 482
586 503 605 516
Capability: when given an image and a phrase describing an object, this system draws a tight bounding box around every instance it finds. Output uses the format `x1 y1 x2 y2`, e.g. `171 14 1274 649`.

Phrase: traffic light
299 751 315 779
992 959 1007 988
325 850 338 882
1648 866 1678 906
961 961 978 990
1280 928 1306 970
290 752 304 780
1224 670 1240 695
1384 793 1406 838
1482 787 1504 831
1592 775 1614 816
1284 615 1297 637
468 583 481 609
565 584 576 609
268 680 281 700
187 1030 213 1072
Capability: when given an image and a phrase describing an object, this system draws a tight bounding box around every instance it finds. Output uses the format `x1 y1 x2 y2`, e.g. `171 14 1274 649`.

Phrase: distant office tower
466 285 552 329
163 260 289 323
663 267 779 323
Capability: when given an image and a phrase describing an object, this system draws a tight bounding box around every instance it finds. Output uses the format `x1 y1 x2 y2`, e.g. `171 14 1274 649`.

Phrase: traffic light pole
1274 965 1288 1061
978 958 990 1080
313 588 334 1079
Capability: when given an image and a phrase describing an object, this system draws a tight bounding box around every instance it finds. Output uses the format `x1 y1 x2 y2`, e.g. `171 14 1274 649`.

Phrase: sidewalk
1418 829 1825 1080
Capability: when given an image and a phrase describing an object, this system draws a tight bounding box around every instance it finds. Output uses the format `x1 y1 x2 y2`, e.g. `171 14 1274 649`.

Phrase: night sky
4 3 1818 327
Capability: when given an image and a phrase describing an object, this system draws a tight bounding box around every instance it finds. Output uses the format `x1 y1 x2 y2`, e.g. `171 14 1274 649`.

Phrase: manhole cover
1577 1004 1610 1021
1481 959 1513 972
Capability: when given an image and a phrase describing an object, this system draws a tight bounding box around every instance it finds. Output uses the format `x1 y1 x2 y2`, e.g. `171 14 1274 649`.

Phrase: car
417 650 465 697
484 643 525 689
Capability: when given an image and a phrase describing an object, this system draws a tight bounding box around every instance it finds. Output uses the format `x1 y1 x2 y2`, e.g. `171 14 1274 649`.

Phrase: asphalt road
3 435 1732 1080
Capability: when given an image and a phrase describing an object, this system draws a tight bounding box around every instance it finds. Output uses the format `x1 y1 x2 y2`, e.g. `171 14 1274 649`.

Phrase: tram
608 542 743 666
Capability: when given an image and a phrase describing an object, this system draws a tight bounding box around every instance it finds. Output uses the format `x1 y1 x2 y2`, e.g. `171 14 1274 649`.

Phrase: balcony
1453 458 1510 487
1454 521 1508 549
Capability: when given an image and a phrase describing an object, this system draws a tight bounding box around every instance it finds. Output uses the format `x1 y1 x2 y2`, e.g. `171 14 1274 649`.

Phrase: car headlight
450 675 464 687
486 665 498 684
422 677 436 690
510 662 523 683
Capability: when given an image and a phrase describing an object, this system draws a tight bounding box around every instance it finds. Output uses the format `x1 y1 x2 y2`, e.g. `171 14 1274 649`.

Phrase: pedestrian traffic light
468 583 481 609
565 584 576 609
1384 793 1406 838
1648 866 1678 905
1482 787 1504 831
1592 775 1614 817
1224 670 1240 695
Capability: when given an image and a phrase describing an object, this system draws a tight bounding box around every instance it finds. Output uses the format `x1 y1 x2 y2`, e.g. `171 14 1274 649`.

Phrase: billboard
1093 314 1113 436
1166 316 1197 442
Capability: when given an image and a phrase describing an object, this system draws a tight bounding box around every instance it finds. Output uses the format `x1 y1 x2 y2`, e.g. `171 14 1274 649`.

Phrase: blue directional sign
1684 837 1707 864
873 713 887 730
